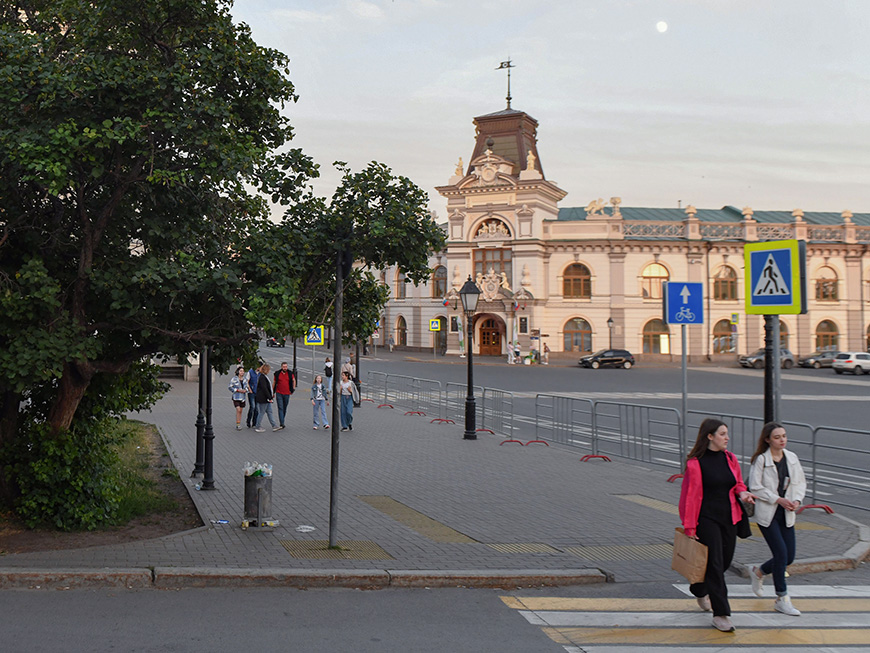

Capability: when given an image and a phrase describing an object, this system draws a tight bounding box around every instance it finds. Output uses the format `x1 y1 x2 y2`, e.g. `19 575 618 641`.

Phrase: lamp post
459 276 481 440
607 316 614 349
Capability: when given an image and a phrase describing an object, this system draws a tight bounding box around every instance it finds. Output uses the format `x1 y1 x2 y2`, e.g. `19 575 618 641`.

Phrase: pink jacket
678 450 747 538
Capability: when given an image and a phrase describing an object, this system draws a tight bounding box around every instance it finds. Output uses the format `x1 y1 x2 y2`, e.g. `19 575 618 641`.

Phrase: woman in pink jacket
679 418 755 633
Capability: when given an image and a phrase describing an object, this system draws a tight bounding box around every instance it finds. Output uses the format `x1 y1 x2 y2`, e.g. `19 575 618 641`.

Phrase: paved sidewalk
0 370 867 589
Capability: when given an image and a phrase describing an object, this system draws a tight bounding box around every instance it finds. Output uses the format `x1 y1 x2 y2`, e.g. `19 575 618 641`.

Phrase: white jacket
749 449 807 528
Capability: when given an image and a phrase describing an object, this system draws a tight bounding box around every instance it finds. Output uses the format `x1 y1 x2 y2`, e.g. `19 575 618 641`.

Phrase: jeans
340 394 354 428
759 507 796 596
313 399 329 428
275 393 291 426
246 393 258 427
255 402 276 428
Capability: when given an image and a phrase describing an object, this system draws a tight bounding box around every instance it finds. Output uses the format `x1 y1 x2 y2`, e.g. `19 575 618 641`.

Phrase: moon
656 21 668 33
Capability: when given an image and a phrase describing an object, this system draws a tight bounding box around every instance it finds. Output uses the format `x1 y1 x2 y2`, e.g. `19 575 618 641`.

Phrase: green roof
556 206 870 226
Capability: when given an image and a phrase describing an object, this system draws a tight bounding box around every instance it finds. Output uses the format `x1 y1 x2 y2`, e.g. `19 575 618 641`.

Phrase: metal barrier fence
444 381 483 425
383 374 443 418
535 395 595 450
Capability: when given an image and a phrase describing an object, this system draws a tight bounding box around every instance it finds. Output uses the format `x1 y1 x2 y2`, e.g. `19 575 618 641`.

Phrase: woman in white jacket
748 422 807 616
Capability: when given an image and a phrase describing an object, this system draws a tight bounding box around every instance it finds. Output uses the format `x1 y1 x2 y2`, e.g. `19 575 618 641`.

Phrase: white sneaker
774 596 801 616
749 564 764 597
696 595 711 611
712 615 735 632
254 428 265 432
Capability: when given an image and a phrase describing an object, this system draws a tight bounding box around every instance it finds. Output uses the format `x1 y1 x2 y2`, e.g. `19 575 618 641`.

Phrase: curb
0 567 607 590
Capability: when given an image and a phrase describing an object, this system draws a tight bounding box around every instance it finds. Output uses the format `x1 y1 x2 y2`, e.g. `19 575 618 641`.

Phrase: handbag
672 527 708 583
736 500 752 539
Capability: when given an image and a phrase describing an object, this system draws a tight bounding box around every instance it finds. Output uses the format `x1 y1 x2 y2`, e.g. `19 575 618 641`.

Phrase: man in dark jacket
244 366 260 428
254 364 279 432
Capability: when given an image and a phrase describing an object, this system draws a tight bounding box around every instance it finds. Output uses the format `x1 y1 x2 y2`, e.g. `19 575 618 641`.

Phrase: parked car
832 352 870 375
798 350 841 369
266 336 286 348
738 348 796 369
579 349 635 369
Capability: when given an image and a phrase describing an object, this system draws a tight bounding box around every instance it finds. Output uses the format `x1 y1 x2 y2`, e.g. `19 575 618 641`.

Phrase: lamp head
459 275 481 315
607 317 614 328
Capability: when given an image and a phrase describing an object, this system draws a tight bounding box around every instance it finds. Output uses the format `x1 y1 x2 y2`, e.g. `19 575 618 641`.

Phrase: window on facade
815 266 838 301
815 320 838 350
450 316 459 332
713 265 738 301
563 263 592 299
712 319 736 354
395 270 406 299
563 318 592 353
473 248 512 281
641 263 669 299
867 325 870 351
431 266 447 299
396 316 407 346
519 317 528 334
779 321 790 349
643 319 670 354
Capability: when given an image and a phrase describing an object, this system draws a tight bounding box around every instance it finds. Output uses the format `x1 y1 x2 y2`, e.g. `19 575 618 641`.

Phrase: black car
579 349 635 369
266 336 286 348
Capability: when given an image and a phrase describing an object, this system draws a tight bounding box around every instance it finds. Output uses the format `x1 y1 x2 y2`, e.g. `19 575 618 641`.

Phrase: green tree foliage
0 0 444 527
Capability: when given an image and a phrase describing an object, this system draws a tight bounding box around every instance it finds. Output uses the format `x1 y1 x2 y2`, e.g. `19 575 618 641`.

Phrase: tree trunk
47 362 94 434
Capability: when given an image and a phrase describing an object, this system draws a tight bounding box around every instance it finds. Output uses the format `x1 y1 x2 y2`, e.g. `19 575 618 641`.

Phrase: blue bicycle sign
663 282 704 325
674 306 696 322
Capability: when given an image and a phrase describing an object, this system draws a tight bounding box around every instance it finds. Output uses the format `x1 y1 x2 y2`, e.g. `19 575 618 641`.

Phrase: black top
775 456 790 497
698 449 736 526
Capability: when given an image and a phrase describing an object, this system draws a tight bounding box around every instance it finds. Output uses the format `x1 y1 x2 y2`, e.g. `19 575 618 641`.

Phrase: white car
832 352 870 375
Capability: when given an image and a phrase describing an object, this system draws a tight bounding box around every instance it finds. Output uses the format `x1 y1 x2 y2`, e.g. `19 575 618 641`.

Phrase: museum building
379 106 870 361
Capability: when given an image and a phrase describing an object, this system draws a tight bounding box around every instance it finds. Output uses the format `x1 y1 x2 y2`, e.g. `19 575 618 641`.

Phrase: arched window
641 263 669 299
563 318 592 353
431 266 447 299
395 270 406 300
712 319 735 354
563 264 592 299
779 321 790 349
815 266 838 301
713 265 738 301
643 318 670 354
395 316 407 346
815 320 838 350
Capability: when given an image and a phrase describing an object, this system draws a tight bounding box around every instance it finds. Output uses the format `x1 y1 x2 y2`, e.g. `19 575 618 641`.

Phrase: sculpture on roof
609 197 622 218
526 150 536 171
455 158 463 176
585 198 606 216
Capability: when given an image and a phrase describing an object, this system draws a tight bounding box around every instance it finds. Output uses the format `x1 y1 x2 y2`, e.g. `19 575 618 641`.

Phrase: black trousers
689 516 737 616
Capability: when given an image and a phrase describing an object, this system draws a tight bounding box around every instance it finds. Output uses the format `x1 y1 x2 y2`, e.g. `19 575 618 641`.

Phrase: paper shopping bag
671 527 708 584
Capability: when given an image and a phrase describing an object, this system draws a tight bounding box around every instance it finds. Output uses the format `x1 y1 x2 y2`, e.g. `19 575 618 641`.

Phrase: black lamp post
607 316 614 349
459 275 481 440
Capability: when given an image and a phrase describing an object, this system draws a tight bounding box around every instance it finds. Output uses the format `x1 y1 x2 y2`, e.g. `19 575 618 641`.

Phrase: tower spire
496 59 514 109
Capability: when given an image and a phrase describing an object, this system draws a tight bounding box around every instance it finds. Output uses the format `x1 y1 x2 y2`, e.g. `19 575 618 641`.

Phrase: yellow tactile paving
542 626 870 646
501 596 870 612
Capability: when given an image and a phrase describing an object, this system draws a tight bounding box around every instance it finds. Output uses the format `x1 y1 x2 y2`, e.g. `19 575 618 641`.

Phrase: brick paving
0 368 866 586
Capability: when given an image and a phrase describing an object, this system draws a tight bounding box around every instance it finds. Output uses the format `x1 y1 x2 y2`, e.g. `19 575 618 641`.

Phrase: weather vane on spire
496 59 514 109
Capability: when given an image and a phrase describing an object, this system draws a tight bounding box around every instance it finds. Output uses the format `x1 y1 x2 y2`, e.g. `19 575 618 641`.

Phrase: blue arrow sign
664 282 704 324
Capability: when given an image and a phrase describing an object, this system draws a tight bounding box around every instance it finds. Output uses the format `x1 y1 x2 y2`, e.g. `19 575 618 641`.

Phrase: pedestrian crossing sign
304 325 324 346
744 240 806 315
429 319 441 331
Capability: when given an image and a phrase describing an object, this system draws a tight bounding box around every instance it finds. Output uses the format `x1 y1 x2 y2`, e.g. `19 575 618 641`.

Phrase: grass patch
112 421 176 524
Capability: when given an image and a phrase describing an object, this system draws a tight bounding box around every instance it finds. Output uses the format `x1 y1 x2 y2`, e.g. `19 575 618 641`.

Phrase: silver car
832 352 870 375
798 350 841 369
738 348 796 369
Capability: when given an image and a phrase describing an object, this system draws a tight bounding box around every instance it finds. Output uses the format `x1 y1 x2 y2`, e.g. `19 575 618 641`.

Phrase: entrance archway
478 316 504 356
435 316 447 354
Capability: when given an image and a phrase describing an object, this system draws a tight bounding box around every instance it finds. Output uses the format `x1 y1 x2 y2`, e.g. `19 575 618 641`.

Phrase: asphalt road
270 344 870 513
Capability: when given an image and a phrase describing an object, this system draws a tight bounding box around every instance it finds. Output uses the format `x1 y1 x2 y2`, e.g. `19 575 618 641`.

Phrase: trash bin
242 462 277 528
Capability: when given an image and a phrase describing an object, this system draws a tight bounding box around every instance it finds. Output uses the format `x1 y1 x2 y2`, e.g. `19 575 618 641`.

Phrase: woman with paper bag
679 418 755 633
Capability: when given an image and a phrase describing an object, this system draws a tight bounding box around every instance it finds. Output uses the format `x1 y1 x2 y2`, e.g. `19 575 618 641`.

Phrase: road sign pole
772 316 781 422
681 323 687 462
763 315 782 424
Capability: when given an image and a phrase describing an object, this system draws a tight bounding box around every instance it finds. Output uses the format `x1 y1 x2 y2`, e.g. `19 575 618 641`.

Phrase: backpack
324 363 333 378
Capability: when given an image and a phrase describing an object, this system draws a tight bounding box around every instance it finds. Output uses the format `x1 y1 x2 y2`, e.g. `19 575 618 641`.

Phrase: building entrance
479 318 503 356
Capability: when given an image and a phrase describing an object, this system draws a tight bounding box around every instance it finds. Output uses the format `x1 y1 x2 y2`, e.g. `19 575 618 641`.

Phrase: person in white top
748 422 807 617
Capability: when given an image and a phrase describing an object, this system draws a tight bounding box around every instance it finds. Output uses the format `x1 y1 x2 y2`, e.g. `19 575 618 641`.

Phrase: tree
0 0 444 527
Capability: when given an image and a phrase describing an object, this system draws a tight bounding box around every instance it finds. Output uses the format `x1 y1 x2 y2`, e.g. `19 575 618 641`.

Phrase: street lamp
459 275 481 440
607 317 614 349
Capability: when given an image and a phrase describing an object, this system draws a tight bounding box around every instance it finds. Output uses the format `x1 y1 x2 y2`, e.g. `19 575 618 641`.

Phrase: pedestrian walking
310 374 330 430
339 370 358 431
748 422 807 616
341 356 355 380
254 363 279 432
244 365 260 428
228 366 249 430
679 418 755 633
388 335 394 352
273 362 296 430
324 356 333 380
542 342 550 365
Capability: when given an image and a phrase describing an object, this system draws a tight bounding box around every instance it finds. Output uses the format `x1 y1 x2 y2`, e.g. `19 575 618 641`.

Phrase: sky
229 0 870 218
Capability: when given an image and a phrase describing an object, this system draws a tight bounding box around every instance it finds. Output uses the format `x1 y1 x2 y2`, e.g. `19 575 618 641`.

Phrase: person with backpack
244 365 260 428
324 357 333 381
